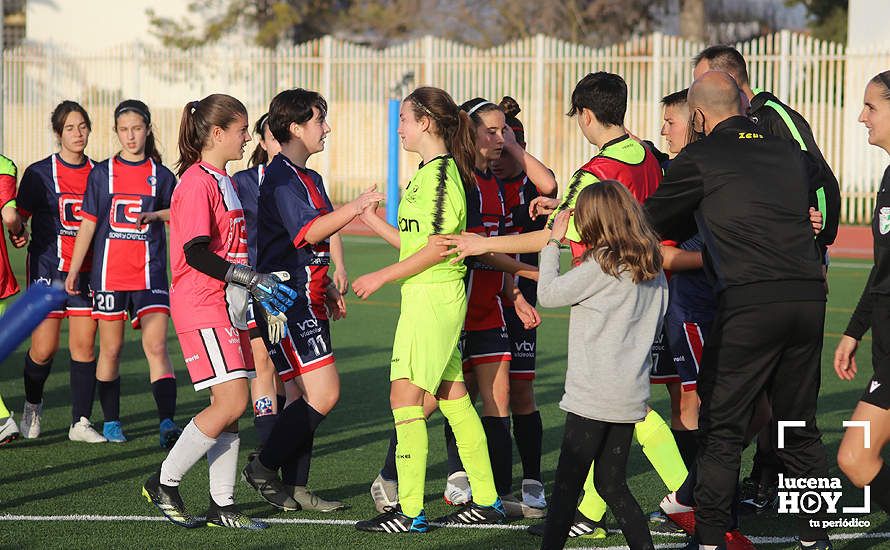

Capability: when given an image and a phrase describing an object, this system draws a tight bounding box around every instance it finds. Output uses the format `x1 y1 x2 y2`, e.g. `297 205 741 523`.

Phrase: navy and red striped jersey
17 154 95 273
499 170 546 305
500 171 545 238
80 156 175 291
465 169 507 331
233 164 264 267
257 154 332 319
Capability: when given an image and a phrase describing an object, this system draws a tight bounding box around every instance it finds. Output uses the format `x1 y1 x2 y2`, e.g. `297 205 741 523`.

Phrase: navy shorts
664 313 711 392
92 289 170 329
461 326 512 371
504 306 536 380
27 253 91 319
256 302 334 382
649 324 678 384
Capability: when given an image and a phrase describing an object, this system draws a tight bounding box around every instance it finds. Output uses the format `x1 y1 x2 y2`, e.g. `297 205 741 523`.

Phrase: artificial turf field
0 235 888 550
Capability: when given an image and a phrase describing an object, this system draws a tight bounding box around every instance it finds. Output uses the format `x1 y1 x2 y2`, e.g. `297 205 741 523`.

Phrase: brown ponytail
404 87 476 190
176 94 247 177
450 110 476 189
248 113 270 167
498 95 525 145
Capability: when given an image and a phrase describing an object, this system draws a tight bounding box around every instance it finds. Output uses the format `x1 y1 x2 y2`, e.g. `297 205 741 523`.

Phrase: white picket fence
3 31 887 222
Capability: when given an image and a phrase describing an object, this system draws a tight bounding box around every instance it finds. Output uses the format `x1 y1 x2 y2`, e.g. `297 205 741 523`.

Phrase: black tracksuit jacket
749 90 841 253
643 115 825 308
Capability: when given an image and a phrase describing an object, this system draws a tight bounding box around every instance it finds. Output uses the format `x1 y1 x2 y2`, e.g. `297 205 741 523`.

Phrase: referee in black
643 71 831 549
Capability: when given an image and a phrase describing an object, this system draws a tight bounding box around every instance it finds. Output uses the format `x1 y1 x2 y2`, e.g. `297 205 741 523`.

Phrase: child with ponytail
141 94 296 530
66 99 181 446
354 86 506 533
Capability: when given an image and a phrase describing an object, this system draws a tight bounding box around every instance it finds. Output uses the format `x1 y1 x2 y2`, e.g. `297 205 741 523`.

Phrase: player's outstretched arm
353 235 447 299
64 218 97 295
479 253 539 281
360 205 400 248
660 245 703 272
304 185 384 245
439 229 549 263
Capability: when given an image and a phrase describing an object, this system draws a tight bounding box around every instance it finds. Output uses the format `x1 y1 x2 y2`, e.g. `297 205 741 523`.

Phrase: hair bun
499 96 521 118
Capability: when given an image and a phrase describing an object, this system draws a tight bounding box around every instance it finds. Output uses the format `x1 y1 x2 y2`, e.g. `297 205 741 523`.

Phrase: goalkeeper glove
226 265 298 315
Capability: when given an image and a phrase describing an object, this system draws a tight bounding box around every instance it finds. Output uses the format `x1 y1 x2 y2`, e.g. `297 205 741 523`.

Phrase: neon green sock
438 394 497 506
0 393 9 419
393 406 428 517
577 464 608 521
635 409 688 492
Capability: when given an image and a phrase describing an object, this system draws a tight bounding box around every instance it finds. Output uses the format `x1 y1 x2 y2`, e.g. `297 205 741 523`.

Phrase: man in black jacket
644 71 831 550
693 45 841 257
694 45 839 517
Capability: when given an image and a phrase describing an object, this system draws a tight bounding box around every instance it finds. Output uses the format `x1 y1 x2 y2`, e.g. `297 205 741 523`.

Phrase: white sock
160 419 216 486
700 546 720 550
208 431 240 507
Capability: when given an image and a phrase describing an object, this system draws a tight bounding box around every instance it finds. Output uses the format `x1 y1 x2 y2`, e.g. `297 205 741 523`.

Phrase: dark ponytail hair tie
190 100 200 113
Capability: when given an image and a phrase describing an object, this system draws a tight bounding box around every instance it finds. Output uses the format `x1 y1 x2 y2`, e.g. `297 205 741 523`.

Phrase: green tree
149 0 430 49
148 0 668 50
786 0 847 43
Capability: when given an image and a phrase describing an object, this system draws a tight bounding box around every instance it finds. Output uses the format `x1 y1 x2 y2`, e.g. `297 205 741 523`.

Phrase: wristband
547 238 564 248
225 263 255 286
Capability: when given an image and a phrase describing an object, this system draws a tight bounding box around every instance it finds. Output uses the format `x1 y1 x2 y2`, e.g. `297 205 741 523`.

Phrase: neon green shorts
390 280 466 394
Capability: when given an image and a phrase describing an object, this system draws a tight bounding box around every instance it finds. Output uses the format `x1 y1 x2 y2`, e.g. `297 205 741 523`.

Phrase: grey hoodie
537 243 668 423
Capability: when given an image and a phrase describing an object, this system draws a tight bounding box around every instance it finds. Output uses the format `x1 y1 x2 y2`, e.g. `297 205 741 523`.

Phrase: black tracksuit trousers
694 300 829 544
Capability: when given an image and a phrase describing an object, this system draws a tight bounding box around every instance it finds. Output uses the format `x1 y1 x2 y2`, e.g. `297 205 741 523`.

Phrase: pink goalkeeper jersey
169 161 249 333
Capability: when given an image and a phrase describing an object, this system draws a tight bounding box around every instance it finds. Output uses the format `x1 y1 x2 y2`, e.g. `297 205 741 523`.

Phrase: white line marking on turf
2 515 888 546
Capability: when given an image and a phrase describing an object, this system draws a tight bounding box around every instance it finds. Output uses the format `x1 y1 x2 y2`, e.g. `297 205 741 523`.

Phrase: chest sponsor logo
58 195 84 231
880 207 890 235
738 132 764 139
109 196 148 235
399 217 420 232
